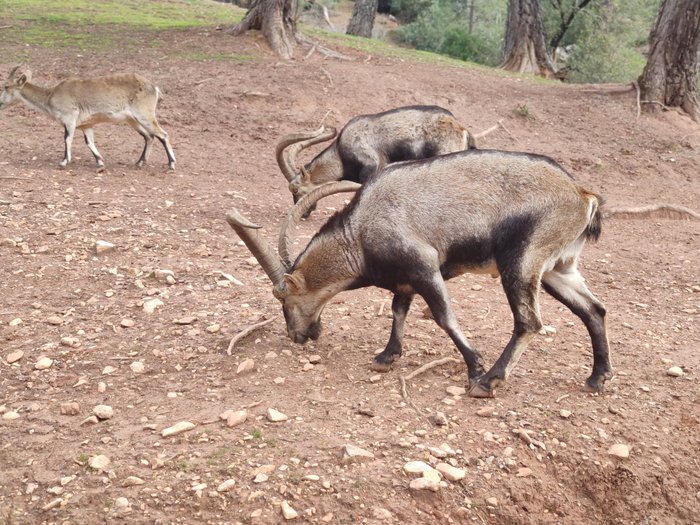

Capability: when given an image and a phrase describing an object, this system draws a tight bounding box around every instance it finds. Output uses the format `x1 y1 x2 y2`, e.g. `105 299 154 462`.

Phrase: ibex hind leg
371 293 414 372
541 263 612 393
134 114 175 170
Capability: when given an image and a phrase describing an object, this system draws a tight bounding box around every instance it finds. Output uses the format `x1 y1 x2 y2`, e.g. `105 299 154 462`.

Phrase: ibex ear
283 272 306 294
17 71 31 87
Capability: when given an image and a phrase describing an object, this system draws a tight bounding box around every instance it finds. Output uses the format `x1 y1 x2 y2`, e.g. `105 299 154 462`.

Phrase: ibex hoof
468 381 495 398
369 361 394 373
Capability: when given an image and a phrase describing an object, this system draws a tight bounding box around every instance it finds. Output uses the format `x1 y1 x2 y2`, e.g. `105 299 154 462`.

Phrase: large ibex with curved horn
276 105 471 212
228 149 613 397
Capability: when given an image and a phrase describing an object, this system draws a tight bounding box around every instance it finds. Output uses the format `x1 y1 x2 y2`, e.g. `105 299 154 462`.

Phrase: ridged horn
226 207 287 285
8 64 23 79
275 126 337 183
278 181 361 267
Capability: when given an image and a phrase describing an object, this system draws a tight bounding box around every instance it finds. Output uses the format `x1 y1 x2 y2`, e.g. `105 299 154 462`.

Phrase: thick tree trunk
229 0 298 59
346 0 379 38
638 0 700 121
501 0 556 78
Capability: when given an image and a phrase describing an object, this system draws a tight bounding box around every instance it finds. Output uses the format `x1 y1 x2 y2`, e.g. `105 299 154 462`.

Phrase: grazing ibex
277 105 471 210
228 150 613 397
0 66 175 170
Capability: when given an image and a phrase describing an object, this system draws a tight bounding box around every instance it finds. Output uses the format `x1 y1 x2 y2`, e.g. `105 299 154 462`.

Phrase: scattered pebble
560 409 572 419
102 366 117 375
476 406 495 417
403 461 434 475
608 443 630 458
341 444 375 463
237 358 255 375
60 337 80 348
206 324 220 334
93 405 114 420
436 463 466 481
217 479 236 492
281 500 298 520
34 357 53 370
667 366 684 377
516 467 533 477
60 402 80 416
94 240 115 254
2 411 20 420
130 361 145 373
8 318 23 327
409 477 440 492
122 476 145 487
174 316 197 325
162 421 196 437
6 350 24 363
88 454 111 470
142 298 164 314
446 385 467 396
120 319 135 328
486 497 498 507
222 409 247 428
267 408 288 422
46 316 63 326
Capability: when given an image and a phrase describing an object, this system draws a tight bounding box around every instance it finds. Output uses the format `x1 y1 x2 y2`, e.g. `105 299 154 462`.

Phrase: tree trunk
346 0 379 38
229 0 298 59
638 0 700 121
501 0 556 78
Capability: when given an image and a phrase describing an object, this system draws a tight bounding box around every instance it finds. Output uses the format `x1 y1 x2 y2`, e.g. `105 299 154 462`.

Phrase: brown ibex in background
276 105 472 213
0 66 176 170
228 149 613 397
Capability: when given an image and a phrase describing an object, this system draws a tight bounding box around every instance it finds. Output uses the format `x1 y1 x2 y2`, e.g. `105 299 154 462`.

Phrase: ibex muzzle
229 150 613 398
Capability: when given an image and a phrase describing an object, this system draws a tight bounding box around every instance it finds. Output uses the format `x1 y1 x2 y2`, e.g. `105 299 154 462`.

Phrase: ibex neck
296 228 363 292
306 146 344 184
19 82 56 119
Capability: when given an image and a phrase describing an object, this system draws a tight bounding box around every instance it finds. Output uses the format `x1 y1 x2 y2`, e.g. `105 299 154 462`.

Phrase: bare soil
1 22 700 525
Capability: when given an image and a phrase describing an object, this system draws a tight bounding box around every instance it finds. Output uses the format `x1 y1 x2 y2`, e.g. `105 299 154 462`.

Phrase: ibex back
228 149 613 397
0 66 175 170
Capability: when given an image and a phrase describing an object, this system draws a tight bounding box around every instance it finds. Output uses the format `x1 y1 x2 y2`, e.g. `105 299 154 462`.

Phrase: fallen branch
577 82 636 95
297 34 352 61
641 100 670 111
226 316 276 355
405 357 461 381
604 204 700 221
303 45 317 61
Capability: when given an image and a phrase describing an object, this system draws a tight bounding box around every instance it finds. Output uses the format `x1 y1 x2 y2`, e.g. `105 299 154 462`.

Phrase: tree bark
638 0 700 121
346 0 379 38
549 0 594 51
229 0 298 59
502 0 556 78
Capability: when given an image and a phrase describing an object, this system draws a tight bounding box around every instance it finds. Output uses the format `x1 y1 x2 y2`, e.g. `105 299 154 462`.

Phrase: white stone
237 358 255 374
121 319 135 328
486 497 498 507
446 385 467 396
341 444 375 463
436 463 466 481
560 409 572 419
608 443 630 458
143 298 164 314
102 366 116 375
2 411 20 420
226 409 248 428
94 241 115 254
253 473 269 483
93 405 114 420
667 366 684 377
162 421 196 437
6 350 24 363
130 361 145 373
60 337 80 348
281 500 298 519
122 476 145 487
88 455 111 470
35 357 53 370
409 477 440 491
403 461 434 475
267 408 288 422
217 479 236 492
9 318 23 327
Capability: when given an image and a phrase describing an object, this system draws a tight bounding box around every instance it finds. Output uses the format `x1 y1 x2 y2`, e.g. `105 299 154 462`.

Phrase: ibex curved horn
278 180 361 267
275 126 337 182
8 64 24 79
226 208 288 285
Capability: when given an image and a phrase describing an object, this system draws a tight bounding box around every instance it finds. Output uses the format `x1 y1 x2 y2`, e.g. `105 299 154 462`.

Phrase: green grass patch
0 0 244 49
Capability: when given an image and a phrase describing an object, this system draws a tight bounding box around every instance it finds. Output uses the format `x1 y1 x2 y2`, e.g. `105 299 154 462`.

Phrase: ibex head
1 65 31 109
227 180 360 344
276 126 338 203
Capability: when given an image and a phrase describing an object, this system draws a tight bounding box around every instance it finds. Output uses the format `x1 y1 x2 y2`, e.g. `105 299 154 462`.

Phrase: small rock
46 316 63 326
308 354 322 364
428 446 447 458
60 337 80 348
142 298 164 314
80 415 99 425
9 318 23 327
174 316 197 325
102 366 117 375
162 421 196 437
446 385 467 396
608 443 630 458
122 476 145 487
476 406 495 417
35 357 53 370
403 461 434 475
225 409 248 428
2 411 20 420
88 454 111 470
516 467 533 477
341 444 375 463
486 497 498 507
113 496 131 513
60 402 80 416
560 409 572 419
436 463 466 481
93 405 113 420
206 324 220 334
98 382 107 392
120 319 135 328
94 240 115 254
372 507 393 521
130 361 145 373
409 477 440 491
281 500 298 520
6 350 24 363
237 358 255 374
217 479 236 492
274 377 286 385
429 412 449 426
369 374 382 383
153 269 176 284
267 408 288 422
667 366 684 377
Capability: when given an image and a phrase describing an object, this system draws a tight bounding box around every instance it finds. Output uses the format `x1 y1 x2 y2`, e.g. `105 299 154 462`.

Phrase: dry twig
404 356 461 381
227 317 276 355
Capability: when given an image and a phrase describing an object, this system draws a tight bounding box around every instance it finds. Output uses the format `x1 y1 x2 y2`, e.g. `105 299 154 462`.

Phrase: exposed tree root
604 204 700 221
226 317 277 355
471 119 521 147
404 357 461 381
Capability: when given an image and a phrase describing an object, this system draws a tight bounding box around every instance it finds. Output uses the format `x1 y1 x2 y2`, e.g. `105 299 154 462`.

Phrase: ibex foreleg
371 293 414 372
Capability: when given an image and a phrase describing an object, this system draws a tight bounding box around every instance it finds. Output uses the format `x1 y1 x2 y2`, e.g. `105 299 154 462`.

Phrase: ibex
228 150 613 397
0 66 175 170
277 105 471 211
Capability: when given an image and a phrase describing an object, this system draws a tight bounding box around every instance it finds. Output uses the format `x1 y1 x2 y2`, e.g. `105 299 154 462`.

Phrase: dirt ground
1 19 700 525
